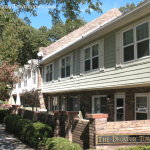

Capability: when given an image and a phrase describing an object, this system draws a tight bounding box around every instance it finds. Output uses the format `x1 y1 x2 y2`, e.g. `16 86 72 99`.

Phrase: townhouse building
37 1 150 121
12 59 45 109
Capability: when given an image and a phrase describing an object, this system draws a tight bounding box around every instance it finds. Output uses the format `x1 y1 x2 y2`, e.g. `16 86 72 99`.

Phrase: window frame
83 41 100 73
135 93 150 120
114 93 125 121
60 54 72 79
68 96 80 111
45 62 54 83
122 19 150 63
92 95 107 114
48 96 59 111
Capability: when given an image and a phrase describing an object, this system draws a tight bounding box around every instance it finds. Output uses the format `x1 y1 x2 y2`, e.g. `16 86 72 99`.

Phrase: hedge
5 115 53 148
0 109 9 123
45 137 82 150
118 146 150 150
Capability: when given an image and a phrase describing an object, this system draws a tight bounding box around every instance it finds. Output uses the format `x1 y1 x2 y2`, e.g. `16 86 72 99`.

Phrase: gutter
40 1 150 64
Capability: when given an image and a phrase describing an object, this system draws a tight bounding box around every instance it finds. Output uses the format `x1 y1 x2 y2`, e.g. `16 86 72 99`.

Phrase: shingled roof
39 8 122 57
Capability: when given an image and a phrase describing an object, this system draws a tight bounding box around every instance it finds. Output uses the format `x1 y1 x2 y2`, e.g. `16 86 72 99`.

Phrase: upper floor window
32 70 36 84
61 56 71 78
84 44 99 72
123 22 150 62
46 63 53 82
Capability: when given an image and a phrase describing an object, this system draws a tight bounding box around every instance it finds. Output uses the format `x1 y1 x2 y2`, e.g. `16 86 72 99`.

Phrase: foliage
0 109 9 123
4 115 53 148
45 137 82 150
118 146 150 150
119 0 148 14
0 8 50 65
0 0 102 23
0 62 18 100
48 18 86 42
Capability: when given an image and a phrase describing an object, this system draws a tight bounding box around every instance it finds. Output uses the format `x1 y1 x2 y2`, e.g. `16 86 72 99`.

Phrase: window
84 44 99 71
92 96 107 113
60 96 67 111
68 96 80 111
32 70 36 84
18 82 21 88
24 74 27 87
115 94 125 121
61 56 71 78
46 63 53 82
123 22 150 62
48 96 59 111
135 94 148 120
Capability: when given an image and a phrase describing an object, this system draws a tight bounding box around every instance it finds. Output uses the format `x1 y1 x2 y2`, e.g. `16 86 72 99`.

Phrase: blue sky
19 0 142 29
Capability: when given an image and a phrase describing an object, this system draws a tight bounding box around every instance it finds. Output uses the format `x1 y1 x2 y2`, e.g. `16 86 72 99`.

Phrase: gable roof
39 8 122 57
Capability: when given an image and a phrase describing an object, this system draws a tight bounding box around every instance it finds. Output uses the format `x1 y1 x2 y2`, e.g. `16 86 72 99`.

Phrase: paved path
0 124 34 150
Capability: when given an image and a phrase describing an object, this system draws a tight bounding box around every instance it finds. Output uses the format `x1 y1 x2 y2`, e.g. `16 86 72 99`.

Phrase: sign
97 134 150 145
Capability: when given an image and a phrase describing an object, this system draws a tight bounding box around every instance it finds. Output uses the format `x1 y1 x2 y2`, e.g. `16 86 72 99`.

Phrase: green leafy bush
118 146 150 150
4 115 53 148
0 109 9 123
45 137 82 150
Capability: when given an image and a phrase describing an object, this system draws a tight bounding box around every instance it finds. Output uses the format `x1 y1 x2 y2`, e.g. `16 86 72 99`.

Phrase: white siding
42 57 150 93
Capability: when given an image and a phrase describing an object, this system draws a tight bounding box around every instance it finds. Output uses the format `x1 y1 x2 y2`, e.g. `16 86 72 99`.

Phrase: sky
19 0 142 29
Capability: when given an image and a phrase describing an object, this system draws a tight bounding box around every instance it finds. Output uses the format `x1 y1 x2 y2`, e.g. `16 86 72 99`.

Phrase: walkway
0 124 34 150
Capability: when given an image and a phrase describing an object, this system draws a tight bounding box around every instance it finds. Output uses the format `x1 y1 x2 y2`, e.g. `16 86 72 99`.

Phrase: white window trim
92 95 107 114
83 40 102 74
59 53 73 80
45 62 54 83
121 17 150 65
48 96 59 111
135 93 150 120
114 93 125 121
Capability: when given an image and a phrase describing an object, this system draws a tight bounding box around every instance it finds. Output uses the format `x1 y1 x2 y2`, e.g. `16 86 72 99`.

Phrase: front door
115 94 125 121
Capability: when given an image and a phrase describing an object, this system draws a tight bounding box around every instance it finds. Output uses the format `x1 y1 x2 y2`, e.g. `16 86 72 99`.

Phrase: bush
118 146 150 150
45 137 82 150
4 115 53 148
0 109 9 123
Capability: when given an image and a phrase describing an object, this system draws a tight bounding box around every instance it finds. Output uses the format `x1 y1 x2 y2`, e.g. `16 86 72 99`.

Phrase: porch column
87 114 108 149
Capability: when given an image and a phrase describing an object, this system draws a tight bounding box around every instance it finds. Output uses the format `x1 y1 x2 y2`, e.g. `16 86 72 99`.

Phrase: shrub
118 146 150 150
4 115 53 148
45 137 82 150
0 109 9 123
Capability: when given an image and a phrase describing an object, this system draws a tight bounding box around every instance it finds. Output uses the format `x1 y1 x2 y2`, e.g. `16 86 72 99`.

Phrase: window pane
85 60 91 71
66 56 70 67
92 57 99 70
92 44 99 57
50 64 53 72
137 40 149 58
94 98 100 113
61 68 65 78
100 97 107 113
116 98 124 121
124 45 134 62
49 72 52 81
136 113 147 120
136 22 149 41
66 66 70 77
85 48 90 59
136 97 147 112
123 29 133 46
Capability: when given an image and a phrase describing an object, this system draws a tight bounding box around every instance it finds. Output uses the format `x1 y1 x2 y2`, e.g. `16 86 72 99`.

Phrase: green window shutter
99 39 104 72
80 48 84 75
116 31 122 68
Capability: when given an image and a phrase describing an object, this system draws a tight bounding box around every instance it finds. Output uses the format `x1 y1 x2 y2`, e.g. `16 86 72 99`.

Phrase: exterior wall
44 86 150 121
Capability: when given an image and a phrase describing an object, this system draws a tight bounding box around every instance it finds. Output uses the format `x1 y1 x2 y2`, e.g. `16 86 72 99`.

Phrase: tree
48 18 86 42
0 62 18 100
0 8 50 65
119 0 148 14
0 0 102 23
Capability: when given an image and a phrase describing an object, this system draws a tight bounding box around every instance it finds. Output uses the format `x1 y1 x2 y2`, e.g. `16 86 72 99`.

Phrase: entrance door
115 94 125 121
